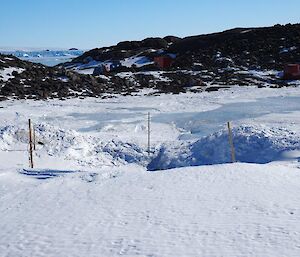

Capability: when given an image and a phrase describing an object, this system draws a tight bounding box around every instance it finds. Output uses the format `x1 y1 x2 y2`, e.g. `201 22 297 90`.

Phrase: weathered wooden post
147 112 151 156
227 121 236 163
33 124 36 151
28 119 34 168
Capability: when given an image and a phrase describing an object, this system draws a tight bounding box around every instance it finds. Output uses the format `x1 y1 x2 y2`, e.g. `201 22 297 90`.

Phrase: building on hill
93 61 122 75
154 54 176 69
104 60 121 72
283 64 300 80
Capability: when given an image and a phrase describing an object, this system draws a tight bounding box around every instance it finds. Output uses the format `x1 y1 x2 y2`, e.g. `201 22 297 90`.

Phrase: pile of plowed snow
148 125 300 170
0 124 148 168
2 124 300 171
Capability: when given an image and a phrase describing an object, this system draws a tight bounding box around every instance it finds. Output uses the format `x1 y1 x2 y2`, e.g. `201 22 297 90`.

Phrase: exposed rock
163 36 181 44
2 23 300 101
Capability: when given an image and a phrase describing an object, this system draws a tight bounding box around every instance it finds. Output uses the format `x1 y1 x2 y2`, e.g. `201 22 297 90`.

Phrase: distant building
93 64 110 76
283 64 300 80
93 61 122 75
103 61 121 72
110 60 121 71
154 54 175 69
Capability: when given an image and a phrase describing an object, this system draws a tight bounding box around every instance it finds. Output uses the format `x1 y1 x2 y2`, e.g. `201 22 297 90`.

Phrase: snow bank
148 125 300 170
0 124 148 168
2 121 300 172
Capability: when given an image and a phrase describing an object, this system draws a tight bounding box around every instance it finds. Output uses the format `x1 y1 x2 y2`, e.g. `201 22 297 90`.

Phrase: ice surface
0 49 84 66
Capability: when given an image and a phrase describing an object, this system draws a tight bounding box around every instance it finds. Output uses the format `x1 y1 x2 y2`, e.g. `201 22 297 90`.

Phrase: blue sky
1 0 299 49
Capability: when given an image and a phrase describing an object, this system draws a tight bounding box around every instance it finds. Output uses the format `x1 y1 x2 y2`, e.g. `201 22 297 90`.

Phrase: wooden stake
227 121 236 163
28 119 34 168
33 124 36 151
147 112 151 156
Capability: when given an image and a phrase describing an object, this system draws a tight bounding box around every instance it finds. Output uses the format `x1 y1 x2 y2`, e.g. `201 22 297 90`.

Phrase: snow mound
0 124 148 168
2 123 300 171
148 125 300 170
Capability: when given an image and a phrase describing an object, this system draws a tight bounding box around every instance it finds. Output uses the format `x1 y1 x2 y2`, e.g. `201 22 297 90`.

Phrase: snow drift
0 124 148 168
2 123 300 171
148 125 300 170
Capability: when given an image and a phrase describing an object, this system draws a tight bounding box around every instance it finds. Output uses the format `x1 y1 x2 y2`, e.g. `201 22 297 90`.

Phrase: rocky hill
170 24 300 70
0 55 145 100
62 23 300 91
1 24 300 101
69 24 300 71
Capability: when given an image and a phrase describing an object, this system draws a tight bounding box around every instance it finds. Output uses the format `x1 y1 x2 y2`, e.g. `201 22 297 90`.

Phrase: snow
142 71 171 82
236 69 280 80
279 46 297 54
215 56 234 63
70 54 154 75
75 60 102 70
148 125 300 170
116 71 134 78
98 74 110 80
75 68 95 75
1 86 300 256
58 76 69 82
0 67 25 82
1 163 300 256
121 56 153 68
70 60 111 75
240 29 253 34
117 71 171 82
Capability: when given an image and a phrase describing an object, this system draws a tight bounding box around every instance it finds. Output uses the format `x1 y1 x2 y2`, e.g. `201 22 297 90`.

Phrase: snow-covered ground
0 67 25 82
68 54 153 75
1 86 300 256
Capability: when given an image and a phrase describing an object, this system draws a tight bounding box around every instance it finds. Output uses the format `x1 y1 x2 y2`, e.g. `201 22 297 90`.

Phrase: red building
283 64 300 80
154 55 174 69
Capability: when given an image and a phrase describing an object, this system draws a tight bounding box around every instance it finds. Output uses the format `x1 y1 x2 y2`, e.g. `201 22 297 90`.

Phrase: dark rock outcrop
2 23 300 101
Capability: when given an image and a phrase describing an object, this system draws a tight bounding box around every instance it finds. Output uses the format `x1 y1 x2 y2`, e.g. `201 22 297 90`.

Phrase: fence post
33 124 36 151
147 112 151 156
28 119 34 168
227 121 236 163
